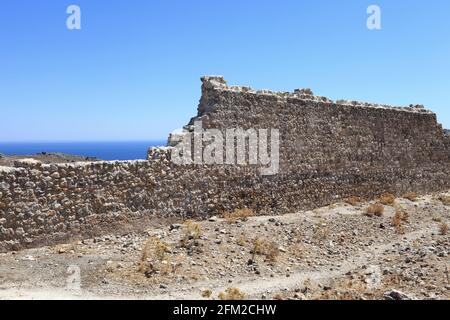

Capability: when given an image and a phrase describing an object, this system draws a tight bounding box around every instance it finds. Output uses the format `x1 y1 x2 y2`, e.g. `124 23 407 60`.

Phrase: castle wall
0 77 449 252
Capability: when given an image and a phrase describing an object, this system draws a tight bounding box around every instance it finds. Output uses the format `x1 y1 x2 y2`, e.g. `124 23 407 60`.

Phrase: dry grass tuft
223 208 254 223
218 287 246 300
251 237 280 263
139 236 170 276
391 206 408 234
439 222 449 235
438 195 450 206
403 192 418 202
273 293 286 300
180 219 202 248
263 241 280 263
378 193 396 206
364 203 384 217
201 289 212 298
345 196 360 206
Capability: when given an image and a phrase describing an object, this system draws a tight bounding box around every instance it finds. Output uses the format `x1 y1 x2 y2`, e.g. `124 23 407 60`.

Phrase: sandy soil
0 191 448 300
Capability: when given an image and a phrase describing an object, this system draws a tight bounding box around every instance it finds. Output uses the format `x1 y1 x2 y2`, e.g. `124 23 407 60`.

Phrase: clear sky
1 0 449 142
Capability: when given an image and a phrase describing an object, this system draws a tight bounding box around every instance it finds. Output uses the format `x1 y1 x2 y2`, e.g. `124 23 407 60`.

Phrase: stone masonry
0 76 449 252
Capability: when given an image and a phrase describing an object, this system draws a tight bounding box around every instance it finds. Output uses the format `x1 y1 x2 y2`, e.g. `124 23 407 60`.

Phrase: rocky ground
0 191 448 300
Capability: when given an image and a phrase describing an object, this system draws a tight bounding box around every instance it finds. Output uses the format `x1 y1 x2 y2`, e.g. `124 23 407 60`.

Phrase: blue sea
0 141 166 161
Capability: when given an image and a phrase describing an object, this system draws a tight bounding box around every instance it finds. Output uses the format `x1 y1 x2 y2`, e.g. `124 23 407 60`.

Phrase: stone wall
1 76 449 252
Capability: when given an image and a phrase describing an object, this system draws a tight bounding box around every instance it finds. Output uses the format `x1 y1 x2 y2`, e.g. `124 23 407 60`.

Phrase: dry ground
0 153 99 167
0 191 449 300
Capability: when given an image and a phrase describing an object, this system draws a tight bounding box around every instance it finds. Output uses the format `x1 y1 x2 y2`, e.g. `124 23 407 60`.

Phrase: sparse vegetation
139 236 170 276
403 192 418 202
345 196 360 206
392 206 409 234
273 293 285 300
201 289 212 298
378 193 396 206
263 241 280 263
438 195 450 205
218 287 246 300
439 222 449 235
364 203 384 217
251 237 264 259
224 208 254 223
251 237 280 263
180 219 202 248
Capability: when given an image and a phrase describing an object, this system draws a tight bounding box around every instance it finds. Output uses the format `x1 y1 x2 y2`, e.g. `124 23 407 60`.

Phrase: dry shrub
180 219 202 247
364 203 384 217
378 193 396 206
392 207 408 234
273 293 285 300
438 195 450 206
224 208 254 223
251 237 279 263
440 222 449 235
201 289 212 298
139 236 170 276
383 272 404 287
345 196 360 206
403 192 418 201
263 241 280 263
251 237 264 259
396 206 409 222
218 287 246 300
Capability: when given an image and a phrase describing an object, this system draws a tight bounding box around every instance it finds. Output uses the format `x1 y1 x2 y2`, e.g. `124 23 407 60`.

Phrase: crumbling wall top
200 76 433 114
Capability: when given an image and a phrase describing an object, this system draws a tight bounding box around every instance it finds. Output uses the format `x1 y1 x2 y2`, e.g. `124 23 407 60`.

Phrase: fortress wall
193 76 450 173
0 77 449 252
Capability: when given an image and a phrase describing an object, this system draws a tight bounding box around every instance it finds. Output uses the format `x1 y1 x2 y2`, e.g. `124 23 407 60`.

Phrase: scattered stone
169 224 182 231
384 289 412 300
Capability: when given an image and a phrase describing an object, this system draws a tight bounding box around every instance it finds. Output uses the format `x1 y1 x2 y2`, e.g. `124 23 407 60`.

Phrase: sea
0 141 166 161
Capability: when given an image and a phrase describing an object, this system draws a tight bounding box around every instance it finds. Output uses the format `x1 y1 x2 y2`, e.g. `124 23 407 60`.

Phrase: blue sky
0 0 449 142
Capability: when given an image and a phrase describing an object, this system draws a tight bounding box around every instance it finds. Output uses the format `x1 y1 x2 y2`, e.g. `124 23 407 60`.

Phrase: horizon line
0 139 167 144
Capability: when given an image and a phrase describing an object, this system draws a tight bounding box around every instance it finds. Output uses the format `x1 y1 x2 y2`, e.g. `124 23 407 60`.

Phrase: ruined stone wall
193 76 450 173
0 76 449 252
